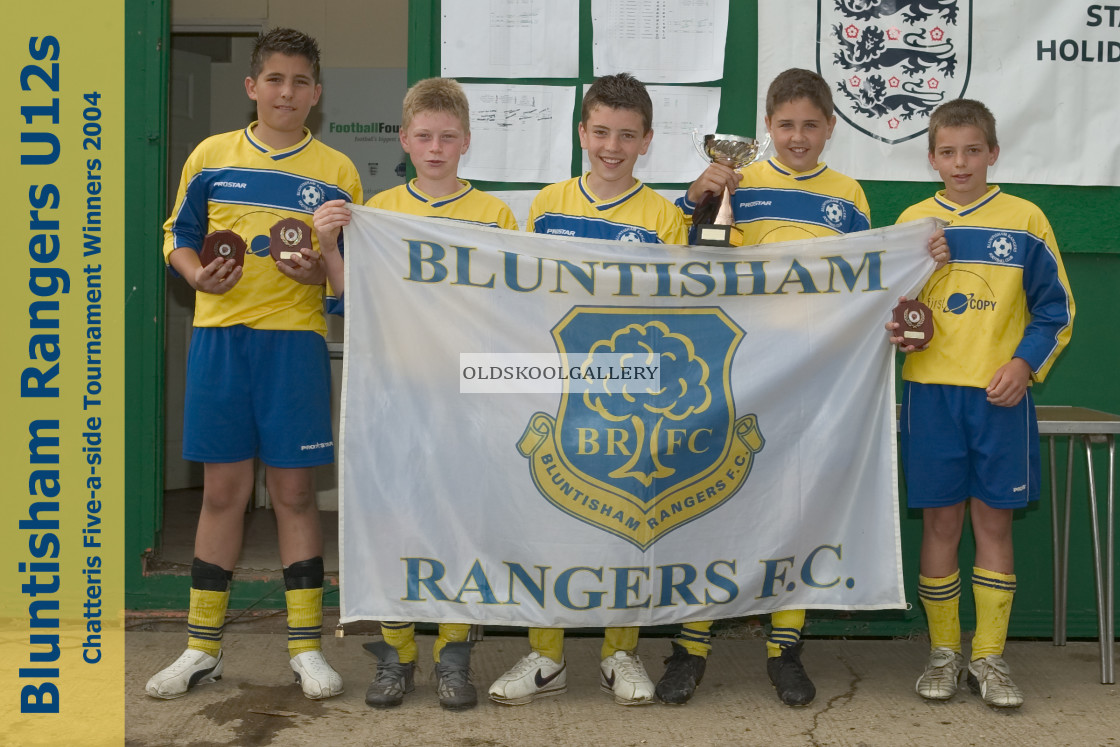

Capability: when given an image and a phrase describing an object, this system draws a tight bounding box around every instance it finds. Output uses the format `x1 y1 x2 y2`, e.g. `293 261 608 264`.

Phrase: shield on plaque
818 0 972 145
516 307 766 550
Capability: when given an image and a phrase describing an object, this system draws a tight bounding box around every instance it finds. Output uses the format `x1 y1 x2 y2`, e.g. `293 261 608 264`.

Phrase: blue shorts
183 326 334 467
900 381 1039 509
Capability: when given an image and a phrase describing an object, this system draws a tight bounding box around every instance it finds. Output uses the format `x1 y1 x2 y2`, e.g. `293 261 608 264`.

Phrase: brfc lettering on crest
518 307 765 551
819 0 972 144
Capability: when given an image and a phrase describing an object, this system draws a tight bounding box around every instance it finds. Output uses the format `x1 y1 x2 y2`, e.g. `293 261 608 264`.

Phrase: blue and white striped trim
934 186 1002 216
187 623 224 642
287 623 323 641
768 626 802 647
972 572 1017 593
918 575 963 601
578 174 644 210
244 125 313 160
766 159 828 181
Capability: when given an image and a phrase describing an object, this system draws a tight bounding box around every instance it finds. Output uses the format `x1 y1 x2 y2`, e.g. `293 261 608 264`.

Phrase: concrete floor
141 492 1119 745
124 630 1120 747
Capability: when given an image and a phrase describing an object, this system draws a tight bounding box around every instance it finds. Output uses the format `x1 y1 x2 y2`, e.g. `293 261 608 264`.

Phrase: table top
895 405 1120 435
1035 406 1120 435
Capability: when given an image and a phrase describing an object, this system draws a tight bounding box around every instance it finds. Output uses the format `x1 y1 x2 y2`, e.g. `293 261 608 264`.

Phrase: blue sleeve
1013 236 1074 372
675 193 697 218
324 190 357 316
168 171 211 254
847 207 871 234
324 214 350 316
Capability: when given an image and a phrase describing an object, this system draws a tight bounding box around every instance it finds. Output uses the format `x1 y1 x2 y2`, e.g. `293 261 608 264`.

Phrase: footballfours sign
819 0 971 144
339 208 938 628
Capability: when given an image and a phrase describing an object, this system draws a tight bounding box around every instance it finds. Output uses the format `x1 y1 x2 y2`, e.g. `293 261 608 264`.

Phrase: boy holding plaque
313 77 517 712
659 67 873 709
147 28 361 701
890 99 1074 708
486 73 684 710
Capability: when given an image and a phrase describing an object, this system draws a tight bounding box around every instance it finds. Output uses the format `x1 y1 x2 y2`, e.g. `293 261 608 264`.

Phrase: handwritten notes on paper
458 84 576 183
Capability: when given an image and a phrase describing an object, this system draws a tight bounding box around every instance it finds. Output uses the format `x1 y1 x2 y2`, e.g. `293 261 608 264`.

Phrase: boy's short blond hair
581 73 653 133
402 78 471 135
765 68 834 119
927 98 998 152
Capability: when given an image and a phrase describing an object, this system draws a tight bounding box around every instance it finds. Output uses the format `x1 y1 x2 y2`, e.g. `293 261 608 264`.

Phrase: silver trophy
691 132 768 246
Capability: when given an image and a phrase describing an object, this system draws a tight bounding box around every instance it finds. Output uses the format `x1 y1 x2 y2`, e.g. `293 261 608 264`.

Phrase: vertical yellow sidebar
1 4 125 745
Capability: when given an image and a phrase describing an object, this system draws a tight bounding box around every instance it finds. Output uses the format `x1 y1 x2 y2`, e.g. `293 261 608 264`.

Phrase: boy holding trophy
661 67 873 708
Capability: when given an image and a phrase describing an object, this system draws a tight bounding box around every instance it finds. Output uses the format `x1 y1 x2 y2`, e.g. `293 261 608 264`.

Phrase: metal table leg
1051 435 1075 646
1082 433 1116 684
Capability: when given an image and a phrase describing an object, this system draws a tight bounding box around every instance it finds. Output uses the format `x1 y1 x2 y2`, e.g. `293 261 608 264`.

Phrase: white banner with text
339 208 938 627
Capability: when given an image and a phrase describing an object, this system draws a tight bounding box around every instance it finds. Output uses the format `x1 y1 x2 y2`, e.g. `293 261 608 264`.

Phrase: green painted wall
124 0 169 607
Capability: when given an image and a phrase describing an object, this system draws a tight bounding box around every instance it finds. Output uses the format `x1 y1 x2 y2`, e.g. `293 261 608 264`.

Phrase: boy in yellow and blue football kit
890 99 1073 708
486 72 686 709
313 77 516 711
677 70 870 246
657 68 871 708
147 28 362 701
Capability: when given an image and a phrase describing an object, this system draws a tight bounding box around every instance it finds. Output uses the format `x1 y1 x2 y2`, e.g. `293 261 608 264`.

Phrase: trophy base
693 224 744 248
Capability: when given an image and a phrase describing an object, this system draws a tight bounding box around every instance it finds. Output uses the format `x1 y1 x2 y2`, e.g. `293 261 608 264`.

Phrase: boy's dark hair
928 98 998 152
402 78 471 135
582 73 653 133
765 68 834 118
250 28 321 82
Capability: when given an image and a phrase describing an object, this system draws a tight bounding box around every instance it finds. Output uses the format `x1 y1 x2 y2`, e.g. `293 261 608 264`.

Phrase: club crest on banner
517 307 765 551
819 0 972 144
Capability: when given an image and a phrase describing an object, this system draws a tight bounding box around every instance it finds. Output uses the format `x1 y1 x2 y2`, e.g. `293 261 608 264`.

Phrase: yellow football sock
971 567 1016 659
381 622 418 664
432 623 470 663
676 620 713 658
918 570 962 653
767 609 806 658
602 626 640 659
285 587 323 657
186 587 229 657
529 627 564 662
